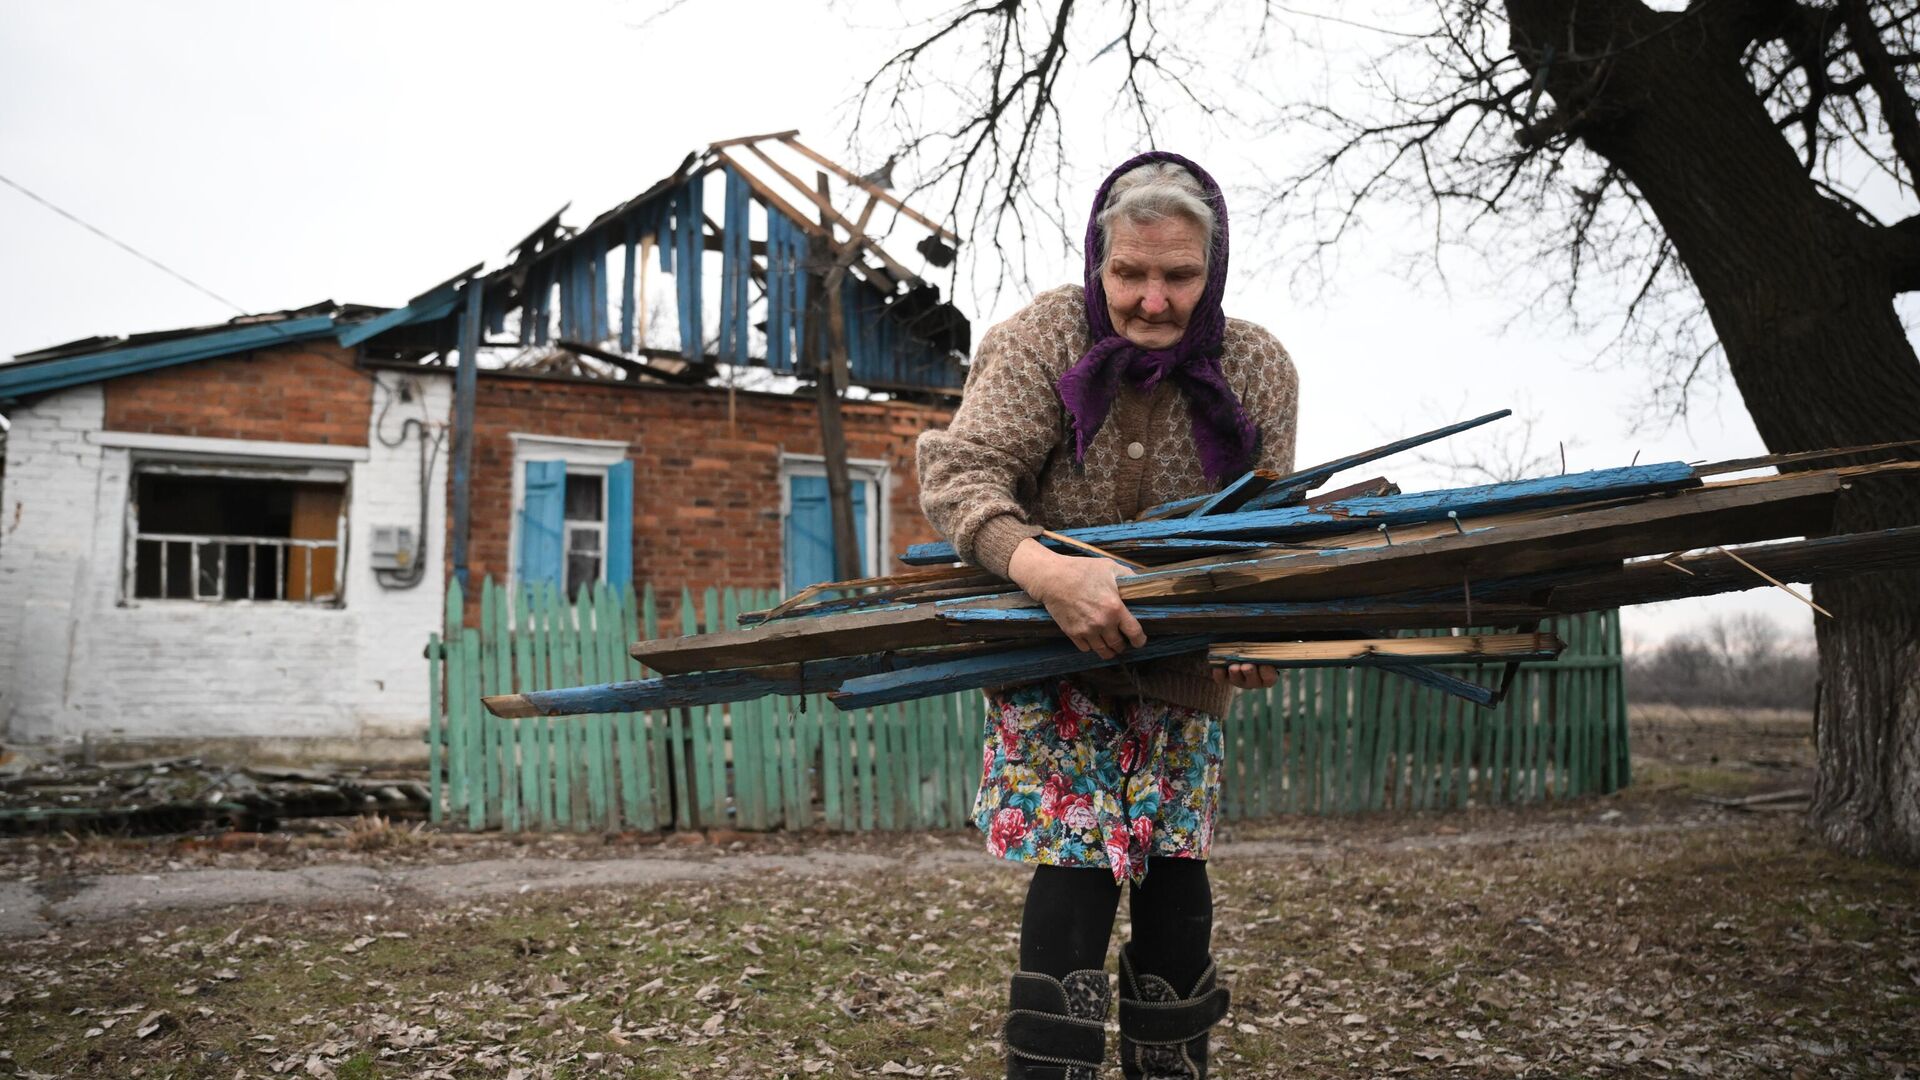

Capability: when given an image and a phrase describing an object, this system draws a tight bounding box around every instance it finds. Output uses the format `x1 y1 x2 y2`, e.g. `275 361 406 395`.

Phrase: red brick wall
103 342 371 445
465 373 954 621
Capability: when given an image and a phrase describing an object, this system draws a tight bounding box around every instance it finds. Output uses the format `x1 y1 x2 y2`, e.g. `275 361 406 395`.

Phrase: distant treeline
1625 613 1817 710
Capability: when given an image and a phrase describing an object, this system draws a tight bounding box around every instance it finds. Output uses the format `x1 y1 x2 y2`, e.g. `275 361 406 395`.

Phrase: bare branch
1841 0 1920 184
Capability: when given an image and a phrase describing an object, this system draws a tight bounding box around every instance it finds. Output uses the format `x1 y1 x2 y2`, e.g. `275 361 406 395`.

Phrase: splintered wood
484 413 1920 720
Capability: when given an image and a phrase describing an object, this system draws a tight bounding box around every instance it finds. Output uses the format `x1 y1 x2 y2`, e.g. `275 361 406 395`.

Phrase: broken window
128 462 349 604
564 471 605 601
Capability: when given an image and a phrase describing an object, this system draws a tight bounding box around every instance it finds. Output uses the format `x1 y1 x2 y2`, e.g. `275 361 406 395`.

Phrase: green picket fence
425 577 1627 832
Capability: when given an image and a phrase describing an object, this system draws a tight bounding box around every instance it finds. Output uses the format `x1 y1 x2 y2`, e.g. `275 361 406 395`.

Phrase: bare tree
857 0 1920 862
1629 612 1818 709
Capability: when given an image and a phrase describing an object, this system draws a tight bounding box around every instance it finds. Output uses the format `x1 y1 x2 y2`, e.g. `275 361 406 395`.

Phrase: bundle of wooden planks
484 412 1920 720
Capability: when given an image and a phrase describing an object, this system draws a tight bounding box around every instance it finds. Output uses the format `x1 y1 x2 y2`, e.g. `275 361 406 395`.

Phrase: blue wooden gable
485 133 968 394
0 134 968 406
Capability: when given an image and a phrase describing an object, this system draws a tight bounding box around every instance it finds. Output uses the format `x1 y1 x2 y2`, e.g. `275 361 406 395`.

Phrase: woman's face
1101 215 1208 350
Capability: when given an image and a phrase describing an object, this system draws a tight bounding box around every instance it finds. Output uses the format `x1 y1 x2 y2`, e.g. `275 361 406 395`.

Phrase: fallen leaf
134 1010 172 1038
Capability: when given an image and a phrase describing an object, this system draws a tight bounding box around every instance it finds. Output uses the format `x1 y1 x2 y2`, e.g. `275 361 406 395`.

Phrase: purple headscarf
1057 151 1258 482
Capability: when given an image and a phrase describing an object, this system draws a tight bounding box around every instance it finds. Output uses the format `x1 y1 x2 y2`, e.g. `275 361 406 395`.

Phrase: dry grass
3 786 1917 1078
342 814 429 854
2 715 1912 1078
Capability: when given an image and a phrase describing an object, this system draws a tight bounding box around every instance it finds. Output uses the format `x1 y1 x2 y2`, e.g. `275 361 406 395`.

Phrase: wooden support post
450 281 482 590
812 170 863 582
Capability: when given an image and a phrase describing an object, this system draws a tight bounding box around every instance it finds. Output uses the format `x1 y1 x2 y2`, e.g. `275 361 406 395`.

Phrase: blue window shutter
518 460 566 591
784 474 872 592
785 474 834 593
606 460 633 587
851 478 871 573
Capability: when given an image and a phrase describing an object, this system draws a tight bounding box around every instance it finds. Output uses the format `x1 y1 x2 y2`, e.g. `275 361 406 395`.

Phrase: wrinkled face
1100 215 1208 350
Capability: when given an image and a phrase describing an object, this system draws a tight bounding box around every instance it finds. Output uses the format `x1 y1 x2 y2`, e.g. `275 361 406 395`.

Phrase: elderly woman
917 152 1299 1080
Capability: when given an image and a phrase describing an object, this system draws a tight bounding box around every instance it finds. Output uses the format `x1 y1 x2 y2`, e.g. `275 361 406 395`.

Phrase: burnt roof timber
780 134 960 244
741 142 920 289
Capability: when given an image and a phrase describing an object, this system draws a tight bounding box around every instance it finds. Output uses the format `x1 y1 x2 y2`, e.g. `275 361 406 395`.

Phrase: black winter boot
1003 968 1111 1080
1116 942 1231 1079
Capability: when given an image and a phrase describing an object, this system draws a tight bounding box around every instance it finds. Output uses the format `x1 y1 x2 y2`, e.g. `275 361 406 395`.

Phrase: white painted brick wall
0 373 451 745
0 384 109 738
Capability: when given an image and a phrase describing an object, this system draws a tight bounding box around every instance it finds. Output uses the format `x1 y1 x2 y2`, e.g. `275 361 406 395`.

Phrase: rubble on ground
0 746 428 836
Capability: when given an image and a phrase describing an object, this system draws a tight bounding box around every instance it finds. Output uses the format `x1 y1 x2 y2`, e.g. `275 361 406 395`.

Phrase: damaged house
0 132 969 760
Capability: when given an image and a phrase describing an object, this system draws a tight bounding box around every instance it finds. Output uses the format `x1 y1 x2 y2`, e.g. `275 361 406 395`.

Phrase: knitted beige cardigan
916 285 1300 715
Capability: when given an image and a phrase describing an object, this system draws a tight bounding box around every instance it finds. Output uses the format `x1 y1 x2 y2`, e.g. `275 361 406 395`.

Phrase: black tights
1017 859 1213 991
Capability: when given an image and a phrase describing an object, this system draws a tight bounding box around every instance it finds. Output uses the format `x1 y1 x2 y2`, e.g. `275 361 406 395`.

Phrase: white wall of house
0 371 451 745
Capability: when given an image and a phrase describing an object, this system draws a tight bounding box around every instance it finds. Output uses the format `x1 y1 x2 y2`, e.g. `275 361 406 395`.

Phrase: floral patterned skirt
971 678 1223 885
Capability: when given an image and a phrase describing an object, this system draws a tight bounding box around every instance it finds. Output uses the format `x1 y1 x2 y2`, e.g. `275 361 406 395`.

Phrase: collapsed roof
1 132 970 404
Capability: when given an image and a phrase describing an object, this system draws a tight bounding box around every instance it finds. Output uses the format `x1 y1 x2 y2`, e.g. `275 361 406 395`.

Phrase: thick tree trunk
1507 0 1920 861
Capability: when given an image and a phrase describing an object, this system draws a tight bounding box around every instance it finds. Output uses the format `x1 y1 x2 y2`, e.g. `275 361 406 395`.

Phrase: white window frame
778 453 890 595
120 447 353 608
508 433 629 598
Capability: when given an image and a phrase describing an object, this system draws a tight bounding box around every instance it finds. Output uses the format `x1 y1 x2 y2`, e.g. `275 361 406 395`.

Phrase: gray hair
1096 162 1219 270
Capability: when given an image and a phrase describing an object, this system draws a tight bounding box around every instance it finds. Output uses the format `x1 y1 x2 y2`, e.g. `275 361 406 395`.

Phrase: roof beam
781 134 961 244
743 143 920 289
708 129 803 151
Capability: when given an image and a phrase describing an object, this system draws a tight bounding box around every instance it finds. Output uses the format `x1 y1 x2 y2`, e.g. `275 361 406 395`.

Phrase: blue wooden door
785 474 869 593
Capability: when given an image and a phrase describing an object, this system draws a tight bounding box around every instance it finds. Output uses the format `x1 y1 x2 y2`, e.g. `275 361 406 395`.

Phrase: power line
1 169 401 393
1266 4 1426 40
0 171 251 315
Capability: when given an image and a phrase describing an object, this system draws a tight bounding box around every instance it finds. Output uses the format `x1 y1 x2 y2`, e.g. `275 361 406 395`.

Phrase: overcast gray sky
5 0 1909 649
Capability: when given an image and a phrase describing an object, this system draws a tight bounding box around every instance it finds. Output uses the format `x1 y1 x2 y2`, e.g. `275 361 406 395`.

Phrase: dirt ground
1 706 1915 1079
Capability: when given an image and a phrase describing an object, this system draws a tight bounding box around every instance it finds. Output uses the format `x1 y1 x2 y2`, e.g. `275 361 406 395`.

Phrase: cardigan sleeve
1234 324 1300 476
914 300 1071 578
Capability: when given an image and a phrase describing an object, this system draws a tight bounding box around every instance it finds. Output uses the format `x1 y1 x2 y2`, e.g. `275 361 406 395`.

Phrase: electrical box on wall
370 526 416 570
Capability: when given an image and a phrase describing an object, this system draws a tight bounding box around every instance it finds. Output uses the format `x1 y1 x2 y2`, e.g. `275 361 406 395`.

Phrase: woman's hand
1211 662 1279 690
1006 538 1146 659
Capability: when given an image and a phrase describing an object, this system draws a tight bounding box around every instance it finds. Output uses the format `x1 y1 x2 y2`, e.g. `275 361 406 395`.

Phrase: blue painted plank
606 460 634 586
620 218 638 353
790 224 808 367
491 647 992 716
657 198 675 273
902 461 1698 565
767 214 787 371
1138 410 1515 520
450 285 483 590
828 635 1215 711
0 315 338 399
590 236 609 342
935 600 1519 628
529 263 550 347
719 168 753 364
676 176 706 360
1185 469 1282 518
572 247 589 342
